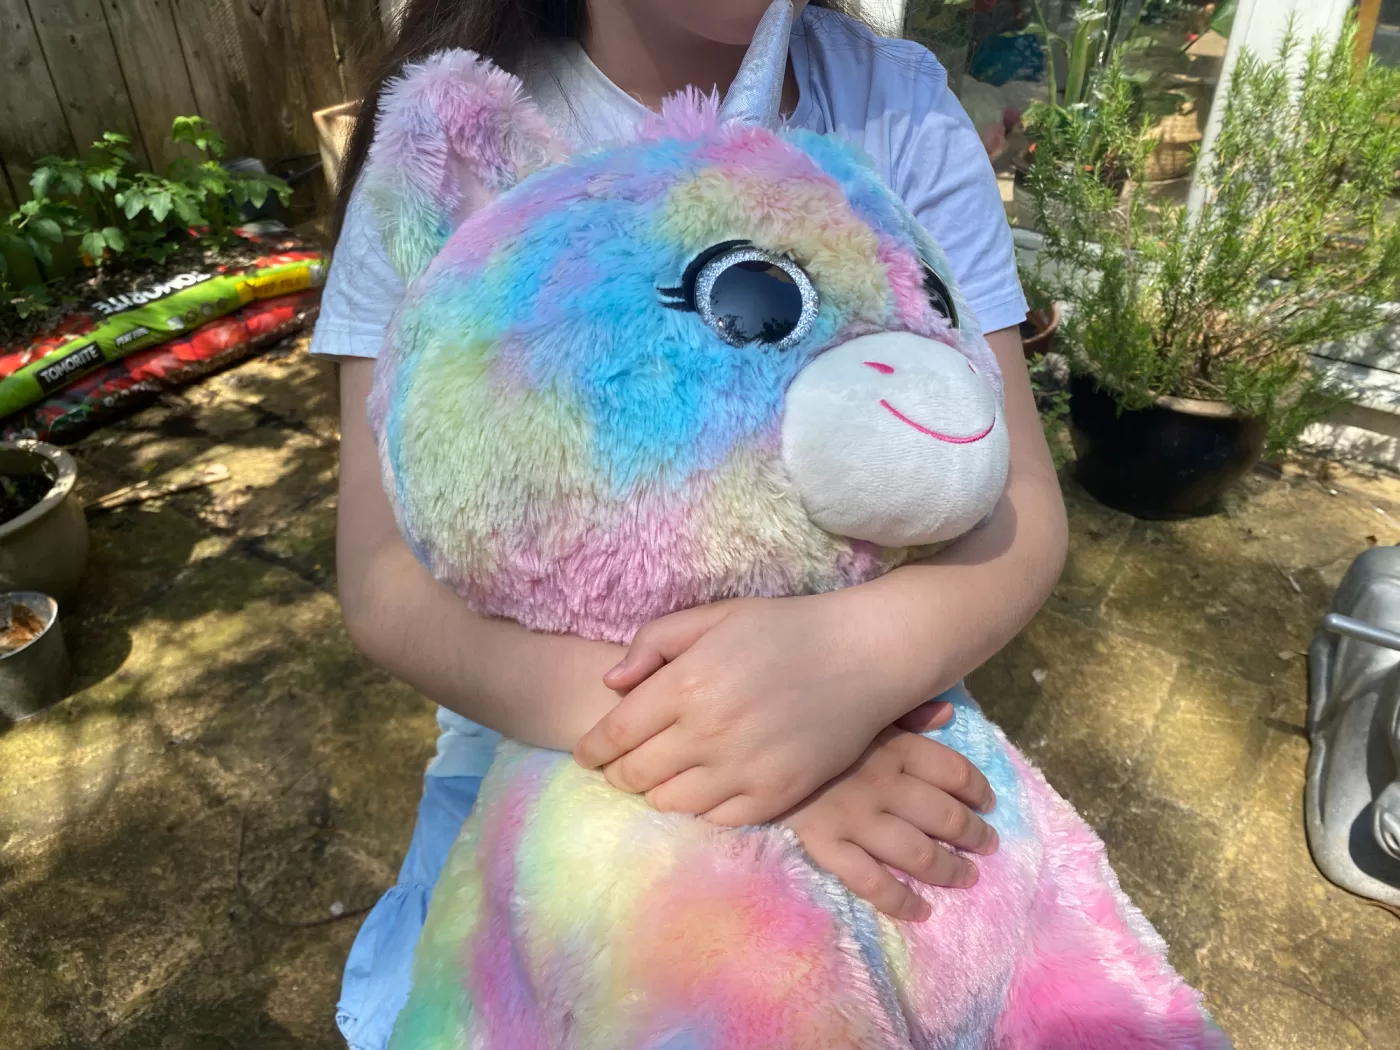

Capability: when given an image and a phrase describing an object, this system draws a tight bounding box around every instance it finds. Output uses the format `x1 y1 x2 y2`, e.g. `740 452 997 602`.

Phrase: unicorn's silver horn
716 0 795 130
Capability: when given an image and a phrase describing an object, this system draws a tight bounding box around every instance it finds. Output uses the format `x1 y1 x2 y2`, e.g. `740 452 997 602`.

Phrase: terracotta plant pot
0 592 71 724
1020 304 1061 359
1068 373 1268 520
0 441 89 606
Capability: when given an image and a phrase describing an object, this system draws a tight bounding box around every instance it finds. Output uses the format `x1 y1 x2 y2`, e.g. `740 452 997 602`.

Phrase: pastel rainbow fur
364 44 1231 1050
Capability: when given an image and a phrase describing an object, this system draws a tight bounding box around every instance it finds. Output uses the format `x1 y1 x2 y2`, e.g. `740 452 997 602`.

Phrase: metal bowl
0 592 71 725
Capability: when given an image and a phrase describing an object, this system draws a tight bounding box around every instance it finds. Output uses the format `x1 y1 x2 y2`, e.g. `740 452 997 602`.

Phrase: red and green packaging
4 291 321 444
0 236 326 419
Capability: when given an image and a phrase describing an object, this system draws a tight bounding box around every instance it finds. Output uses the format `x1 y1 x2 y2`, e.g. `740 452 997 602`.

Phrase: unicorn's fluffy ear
362 49 569 282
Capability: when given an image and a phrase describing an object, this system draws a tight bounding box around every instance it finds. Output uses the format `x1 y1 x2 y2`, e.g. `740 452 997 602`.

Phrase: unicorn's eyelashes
659 242 819 352
658 239 752 306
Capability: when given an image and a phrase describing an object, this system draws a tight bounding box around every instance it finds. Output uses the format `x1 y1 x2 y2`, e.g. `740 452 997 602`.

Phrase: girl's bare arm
577 326 1067 825
850 325 1069 701
335 357 624 752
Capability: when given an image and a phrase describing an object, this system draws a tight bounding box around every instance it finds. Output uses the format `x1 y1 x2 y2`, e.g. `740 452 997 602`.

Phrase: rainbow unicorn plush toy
363 4 1230 1046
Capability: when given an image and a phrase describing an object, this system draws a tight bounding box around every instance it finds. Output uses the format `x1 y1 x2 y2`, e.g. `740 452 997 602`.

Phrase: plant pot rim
0 441 77 540
1151 393 1258 421
1026 302 1061 331
1071 374 1259 422
0 592 59 661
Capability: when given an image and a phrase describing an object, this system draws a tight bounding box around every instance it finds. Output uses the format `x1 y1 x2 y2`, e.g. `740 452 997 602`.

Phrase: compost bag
3 291 320 444
0 222 325 420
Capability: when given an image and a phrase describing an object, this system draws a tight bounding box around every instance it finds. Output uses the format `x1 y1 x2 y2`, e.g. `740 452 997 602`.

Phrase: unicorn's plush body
363 5 1229 1046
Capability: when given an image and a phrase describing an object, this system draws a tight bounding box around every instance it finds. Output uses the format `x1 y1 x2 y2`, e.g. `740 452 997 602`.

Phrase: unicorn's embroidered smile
879 398 998 444
862 358 1000 444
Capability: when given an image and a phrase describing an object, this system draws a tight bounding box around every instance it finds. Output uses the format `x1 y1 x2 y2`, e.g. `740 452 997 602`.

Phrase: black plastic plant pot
1068 373 1269 520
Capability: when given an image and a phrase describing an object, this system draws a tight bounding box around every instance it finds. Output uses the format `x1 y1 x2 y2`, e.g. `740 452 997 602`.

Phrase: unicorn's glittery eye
922 262 958 328
660 243 819 351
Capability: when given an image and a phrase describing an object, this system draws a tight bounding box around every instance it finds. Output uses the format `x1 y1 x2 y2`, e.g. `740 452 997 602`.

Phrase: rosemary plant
1027 17 1400 451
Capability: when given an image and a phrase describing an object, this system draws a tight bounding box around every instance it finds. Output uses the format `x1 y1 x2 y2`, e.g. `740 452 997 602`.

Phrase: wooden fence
0 0 389 213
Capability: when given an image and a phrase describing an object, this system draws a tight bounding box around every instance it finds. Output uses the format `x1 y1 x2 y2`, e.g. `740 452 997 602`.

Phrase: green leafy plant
1020 258 1054 316
0 197 86 317
1026 17 1400 452
1025 0 1132 147
1024 0 1187 168
2 117 291 318
902 0 976 46
1028 353 1075 469
27 131 135 264
117 117 290 254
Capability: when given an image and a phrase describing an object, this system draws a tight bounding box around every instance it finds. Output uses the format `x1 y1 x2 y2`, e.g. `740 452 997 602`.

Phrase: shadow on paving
0 342 438 1047
0 547 437 1044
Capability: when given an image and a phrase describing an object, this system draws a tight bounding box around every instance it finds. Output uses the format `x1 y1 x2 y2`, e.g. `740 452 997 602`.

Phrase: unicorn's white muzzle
781 332 1010 547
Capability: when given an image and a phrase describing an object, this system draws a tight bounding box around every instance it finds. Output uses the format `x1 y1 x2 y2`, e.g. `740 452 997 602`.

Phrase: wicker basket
1144 109 1204 184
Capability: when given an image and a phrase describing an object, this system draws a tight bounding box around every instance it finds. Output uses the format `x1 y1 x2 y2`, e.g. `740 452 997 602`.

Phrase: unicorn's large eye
660 242 819 351
922 262 959 328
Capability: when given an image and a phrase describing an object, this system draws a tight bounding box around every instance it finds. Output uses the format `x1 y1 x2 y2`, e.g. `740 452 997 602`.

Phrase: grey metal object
1306 546 1400 905
716 0 793 130
0 593 71 725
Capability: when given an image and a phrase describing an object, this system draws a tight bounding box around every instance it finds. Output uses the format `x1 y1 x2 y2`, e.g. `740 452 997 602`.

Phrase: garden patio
1 331 1398 1049
5 0 1400 1047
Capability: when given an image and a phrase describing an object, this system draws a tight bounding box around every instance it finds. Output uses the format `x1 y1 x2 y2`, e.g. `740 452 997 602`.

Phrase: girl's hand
784 726 1000 921
573 595 995 827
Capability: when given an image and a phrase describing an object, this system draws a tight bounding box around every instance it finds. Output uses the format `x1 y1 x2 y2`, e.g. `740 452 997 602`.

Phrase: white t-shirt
311 8 1026 366
312 7 1026 777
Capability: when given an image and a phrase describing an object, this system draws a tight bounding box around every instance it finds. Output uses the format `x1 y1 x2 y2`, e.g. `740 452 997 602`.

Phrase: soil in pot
0 442 90 605
0 593 70 723
1068 373 1268 520
0 473 52 527
0 601 46 655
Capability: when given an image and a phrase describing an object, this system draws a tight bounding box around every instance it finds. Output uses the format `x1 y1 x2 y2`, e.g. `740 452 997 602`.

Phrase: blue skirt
338 707 499 1049
337 772 483 1050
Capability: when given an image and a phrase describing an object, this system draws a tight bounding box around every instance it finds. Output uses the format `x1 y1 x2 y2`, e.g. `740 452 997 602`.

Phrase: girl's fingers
815 839 931 921
574 684 678 770
896 734 997 813
862 814 979 889
890 776 999 856
602 727 694 795
703 793 768 828
603 604 733 691
645 766 731 816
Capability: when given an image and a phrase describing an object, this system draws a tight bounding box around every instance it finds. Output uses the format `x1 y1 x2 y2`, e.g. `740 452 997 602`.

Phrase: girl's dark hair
332 0 854 240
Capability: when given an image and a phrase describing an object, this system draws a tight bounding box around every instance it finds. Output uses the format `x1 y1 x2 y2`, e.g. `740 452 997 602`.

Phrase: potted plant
1024 19 1400 519
0 441 89 603
1019 263 1061 359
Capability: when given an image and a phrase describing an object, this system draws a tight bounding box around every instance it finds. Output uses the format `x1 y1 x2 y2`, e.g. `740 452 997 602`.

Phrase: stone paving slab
2 336 1398 1048
972 471 1400 1050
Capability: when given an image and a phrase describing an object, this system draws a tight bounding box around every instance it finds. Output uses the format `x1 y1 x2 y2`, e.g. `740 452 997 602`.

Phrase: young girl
313 1 1068 1046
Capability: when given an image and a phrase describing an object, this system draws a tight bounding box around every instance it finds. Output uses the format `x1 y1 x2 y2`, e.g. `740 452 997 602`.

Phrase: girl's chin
667 0 810 47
